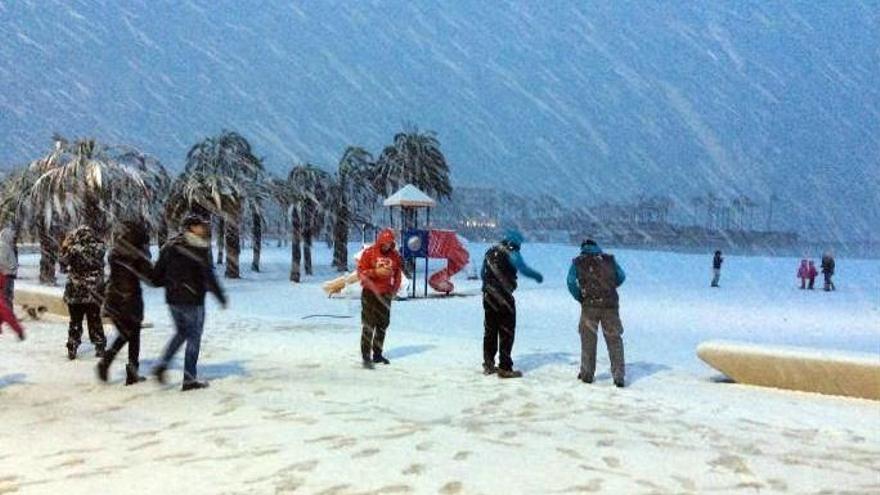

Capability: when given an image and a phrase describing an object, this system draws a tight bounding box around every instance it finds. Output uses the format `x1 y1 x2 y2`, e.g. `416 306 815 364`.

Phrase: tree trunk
251 210 262 272
290 208 301 282
332 208 348 272
216 217 225 265
303 213 313 276
224 204 241 279
38 227 57 285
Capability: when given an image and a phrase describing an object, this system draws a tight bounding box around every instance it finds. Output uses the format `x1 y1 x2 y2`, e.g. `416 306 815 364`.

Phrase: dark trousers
361 290 392 359
808 277 816 290
160 305 205 383
67 303 105 349
483 292 516 371
104 317 142 368
823 273 835 291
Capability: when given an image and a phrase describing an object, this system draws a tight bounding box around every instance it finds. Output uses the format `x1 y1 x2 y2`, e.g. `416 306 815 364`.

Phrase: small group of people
355 228 628 387
0 215 226 391
798 253 836 291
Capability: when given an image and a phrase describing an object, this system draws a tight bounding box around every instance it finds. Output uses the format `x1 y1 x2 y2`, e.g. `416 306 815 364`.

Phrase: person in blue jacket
567 239 627 387
481 229 543 378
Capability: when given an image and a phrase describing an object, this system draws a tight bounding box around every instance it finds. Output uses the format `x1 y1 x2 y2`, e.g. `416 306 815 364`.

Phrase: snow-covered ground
1 243 878 494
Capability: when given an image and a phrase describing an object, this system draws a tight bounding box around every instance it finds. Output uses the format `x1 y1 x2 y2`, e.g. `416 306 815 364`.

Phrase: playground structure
322 184 470 298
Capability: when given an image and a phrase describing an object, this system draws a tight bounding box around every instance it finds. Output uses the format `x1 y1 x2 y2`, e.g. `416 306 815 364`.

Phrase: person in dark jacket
151 215 227 391
97 221 154 385
60 225 107 360
821 252 835 291
481 229 543 378
567 239 626 387
711 250 723 288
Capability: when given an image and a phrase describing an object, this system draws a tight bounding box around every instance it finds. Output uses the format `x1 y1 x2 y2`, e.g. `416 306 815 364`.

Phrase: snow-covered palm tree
373 126 453 202
174 131 265 278
331 146 377 271
286 164 333 282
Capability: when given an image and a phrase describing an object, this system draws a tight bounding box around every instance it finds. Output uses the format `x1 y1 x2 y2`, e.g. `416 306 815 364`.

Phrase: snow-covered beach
1 243 878 494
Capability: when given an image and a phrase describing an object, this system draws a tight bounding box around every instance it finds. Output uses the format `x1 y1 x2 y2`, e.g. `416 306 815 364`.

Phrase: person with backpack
797 259 809 290
356 228 403 369
60 226 107 360
711 250 723 288
567 239 626 387
97 221 154 386
481 229 543 378
821 252 836 291
151 215 227 391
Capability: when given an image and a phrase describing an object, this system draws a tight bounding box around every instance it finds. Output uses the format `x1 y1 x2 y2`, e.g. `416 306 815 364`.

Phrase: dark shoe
482 363 497 375
577 371 593 384
96 360 110 382
372 355 390 365
497 369 523 379
125 364 146 386
152 364 167 385
362 358 375 370
181 380 210 392
95 346 106 359
614 379 625 388
67 344 78 361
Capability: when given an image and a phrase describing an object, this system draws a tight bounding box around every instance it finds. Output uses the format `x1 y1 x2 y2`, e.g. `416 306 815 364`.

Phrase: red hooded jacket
358 229 403 296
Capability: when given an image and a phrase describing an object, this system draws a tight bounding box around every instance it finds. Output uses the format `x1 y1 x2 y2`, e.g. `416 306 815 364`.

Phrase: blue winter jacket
480 230 544 285
566 243 625 302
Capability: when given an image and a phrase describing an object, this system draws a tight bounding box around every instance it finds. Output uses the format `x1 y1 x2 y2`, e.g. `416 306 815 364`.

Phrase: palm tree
331 147 376 272
286 164 333 282
372 126 453 213
21 138 152 284
176 131 265 279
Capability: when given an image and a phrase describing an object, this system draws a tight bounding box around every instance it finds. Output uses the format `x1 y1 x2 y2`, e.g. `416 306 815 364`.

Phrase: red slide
427 230 470 294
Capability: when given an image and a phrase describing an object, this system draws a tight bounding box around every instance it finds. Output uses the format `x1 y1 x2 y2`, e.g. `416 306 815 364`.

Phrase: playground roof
383 184 437 208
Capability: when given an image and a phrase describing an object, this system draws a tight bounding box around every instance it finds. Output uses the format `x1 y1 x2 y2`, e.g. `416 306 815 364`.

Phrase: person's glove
534 273 544 284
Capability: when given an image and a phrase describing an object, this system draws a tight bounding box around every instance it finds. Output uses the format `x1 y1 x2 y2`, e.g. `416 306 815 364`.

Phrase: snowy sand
1 244 878 494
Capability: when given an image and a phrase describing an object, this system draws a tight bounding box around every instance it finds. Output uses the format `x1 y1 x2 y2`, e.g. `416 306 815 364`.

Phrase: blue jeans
161 305 206 383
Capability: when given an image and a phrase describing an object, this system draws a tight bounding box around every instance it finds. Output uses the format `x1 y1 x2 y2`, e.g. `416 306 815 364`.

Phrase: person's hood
502 229 524 248
580 242 603 255
377 228 396 248
800 259 808 265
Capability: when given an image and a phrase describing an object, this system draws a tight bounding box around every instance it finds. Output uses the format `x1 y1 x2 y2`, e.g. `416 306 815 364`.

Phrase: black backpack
574 253 619 308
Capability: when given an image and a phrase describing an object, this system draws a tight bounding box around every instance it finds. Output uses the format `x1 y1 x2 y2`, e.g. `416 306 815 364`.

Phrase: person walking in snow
356 228 403 369
480 229 543 378
97 221 154 386
797 259 809 290
711 250 723 288
151 215 227 391
61 225 107 360
807 260 818 290
0 225 24 340
821 252 835 291
567 239 626 387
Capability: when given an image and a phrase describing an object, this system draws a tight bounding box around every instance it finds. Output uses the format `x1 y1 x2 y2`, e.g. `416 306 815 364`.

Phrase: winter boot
95 345 106 359
614 379 625 388
181 380 210 392
362 359 375 370
125 364 146 386
497 369 523 379
96 359 110 382
482 363 497 375
372 354 390 365
66 343 78 361
577 371 593 384
152 364 168 384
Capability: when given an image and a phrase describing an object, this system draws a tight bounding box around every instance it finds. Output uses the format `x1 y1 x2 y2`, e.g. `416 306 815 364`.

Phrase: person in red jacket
807 260 818 290
797 259 809 289
357 228 403 369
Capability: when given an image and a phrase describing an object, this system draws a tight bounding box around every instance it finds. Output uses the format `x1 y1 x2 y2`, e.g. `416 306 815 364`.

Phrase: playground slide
427 230 469 294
